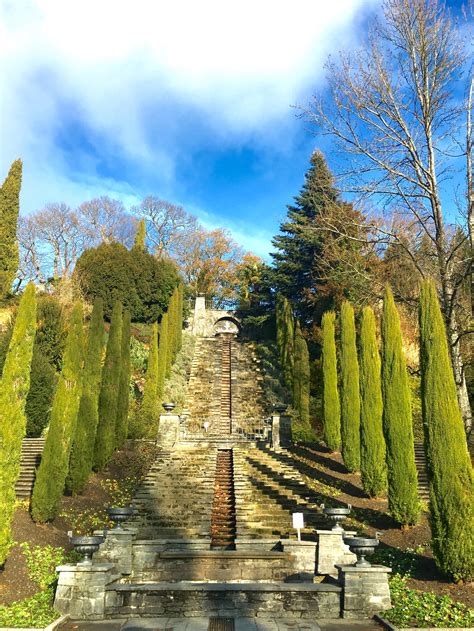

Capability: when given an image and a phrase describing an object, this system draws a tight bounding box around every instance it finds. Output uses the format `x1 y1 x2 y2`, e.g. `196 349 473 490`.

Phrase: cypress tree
359 306 386 497
133 219 146 250
340 301 360 472
140 323 159 436
419 280 473 582
116 310 131 448
0 283 37 565
31 303 84 522
293 320 310 425
25 348 57 437
381 286 419 526
168 289 177 360
66 298 105 494
177 283 184 352
0 159 22 298
93 301 122 470
322 311 341 451
161 311 172 379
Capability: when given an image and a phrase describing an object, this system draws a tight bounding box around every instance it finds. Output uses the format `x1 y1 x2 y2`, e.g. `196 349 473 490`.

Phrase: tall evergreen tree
162 311 173 378
66 298 105 494
340 301 360 472
116 310 131 448
322 310 341 451
419 280 473 582
0 283 37 565
141 322 159 436
93 301 122 470
31 302 84 522
293 320 310 425
157 317 168 402
381 286 419 526
177 283 184 352
276 295 295 390
133 219 147 250
0 159 22 298
359 306 386 497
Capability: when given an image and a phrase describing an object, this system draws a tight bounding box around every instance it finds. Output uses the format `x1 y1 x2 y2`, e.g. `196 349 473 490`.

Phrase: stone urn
162 402 176 412
323 506 351 532
343 536 379 567
70 536 104 565
106 506 134 530
273 403 287 414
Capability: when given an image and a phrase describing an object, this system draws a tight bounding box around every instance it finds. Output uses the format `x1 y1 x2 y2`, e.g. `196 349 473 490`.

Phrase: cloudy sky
1 0 383 257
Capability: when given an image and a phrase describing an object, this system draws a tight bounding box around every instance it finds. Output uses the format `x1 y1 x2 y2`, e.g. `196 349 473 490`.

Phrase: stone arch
213 316 241 335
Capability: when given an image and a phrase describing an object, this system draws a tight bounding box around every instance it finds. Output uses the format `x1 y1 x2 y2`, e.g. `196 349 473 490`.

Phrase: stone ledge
159 550 291 560
106 581 342 593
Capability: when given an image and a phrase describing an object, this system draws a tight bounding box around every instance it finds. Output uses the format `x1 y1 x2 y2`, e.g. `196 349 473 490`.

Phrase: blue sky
0 0 467 258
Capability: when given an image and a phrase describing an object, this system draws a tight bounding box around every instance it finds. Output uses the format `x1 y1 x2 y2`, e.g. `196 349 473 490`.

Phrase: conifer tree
116 310 131 447
93 301 122 470
322 310 341 451
293 320 310 425
276 295 294 390
0 159 22 298
31 302 84 522
340 301 360 472
161 311 172 379
419 280 473 582
0 283 37 565
156 316 167 402
168 289 178 360
177 283 184 352
66 298 105 494
133 219 146 250
381 286 419 525
140 322 159 436
359 306 386 497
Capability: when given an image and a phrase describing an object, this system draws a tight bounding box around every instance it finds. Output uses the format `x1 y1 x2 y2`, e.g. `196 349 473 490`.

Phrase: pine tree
116 310 131 448
0 159 22 298
66 298 105 494
419 280 473 582
140 322 159 437
293 320 310 425
0 283 37 565
93 301 122 470
322 311 341 451
359 306 386 497
31 302 84 522
133 219 146 250
340 301 360 472
381 286 419 526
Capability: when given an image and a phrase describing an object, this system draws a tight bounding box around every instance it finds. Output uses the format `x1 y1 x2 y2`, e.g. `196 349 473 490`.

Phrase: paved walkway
58 617 383 630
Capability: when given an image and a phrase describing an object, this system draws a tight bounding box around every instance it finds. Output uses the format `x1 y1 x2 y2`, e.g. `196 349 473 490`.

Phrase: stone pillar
157 413 180 448
280 413 292 447
315 530 357 577
93 528 137 575
54 563 119 620
282 540 317 580
192 295 206 336
336 564 392 619
271 414 281 449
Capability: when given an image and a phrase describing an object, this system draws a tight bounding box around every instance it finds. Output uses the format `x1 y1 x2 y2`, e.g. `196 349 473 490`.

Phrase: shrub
321 311 341 451
31 302 84 522
359 306 386 497
0 283 37 565
381 286 420 525
116 310 131 447
35 295 66 370
25 348 57 437
94 301 122 470
0 588 59 628
339 301 360 472
419 279 473 582
139 322 159 438
74 241 179 322
66 297 105 494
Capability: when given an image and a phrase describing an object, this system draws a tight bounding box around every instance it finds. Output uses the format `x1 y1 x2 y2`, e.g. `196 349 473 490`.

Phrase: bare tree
309 0 473 432
77 196 134 246
132 196 198 258
16 215 46 289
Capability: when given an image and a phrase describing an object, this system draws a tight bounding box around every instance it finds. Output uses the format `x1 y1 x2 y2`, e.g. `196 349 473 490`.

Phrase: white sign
292 512 304 529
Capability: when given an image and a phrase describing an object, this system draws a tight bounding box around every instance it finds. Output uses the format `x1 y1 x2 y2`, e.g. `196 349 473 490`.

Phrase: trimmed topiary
419 279 473 582
359 306 386 497
0 159 22 298
116 310 131 448
25 348 57 437
381 286 419 526
140 322 159 438
31 302 84 523
339 301 360 472
322 310 341 451
0 283 37 564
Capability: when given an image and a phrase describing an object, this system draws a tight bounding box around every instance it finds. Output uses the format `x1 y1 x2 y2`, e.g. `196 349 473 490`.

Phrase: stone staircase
210 449 236 549
414 442 430 501
15 437 45 498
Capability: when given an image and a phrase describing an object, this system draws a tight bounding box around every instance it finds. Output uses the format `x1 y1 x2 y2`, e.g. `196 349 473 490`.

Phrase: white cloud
0 0 377 214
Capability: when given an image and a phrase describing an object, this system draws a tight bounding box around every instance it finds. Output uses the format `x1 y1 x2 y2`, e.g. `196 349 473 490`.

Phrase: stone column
336 564 392 619
282 540 317 580
280 413 292 447
271 414 281 449
93 528 137 576
156 413 180 448
54 563 119 620
315 530 357 577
